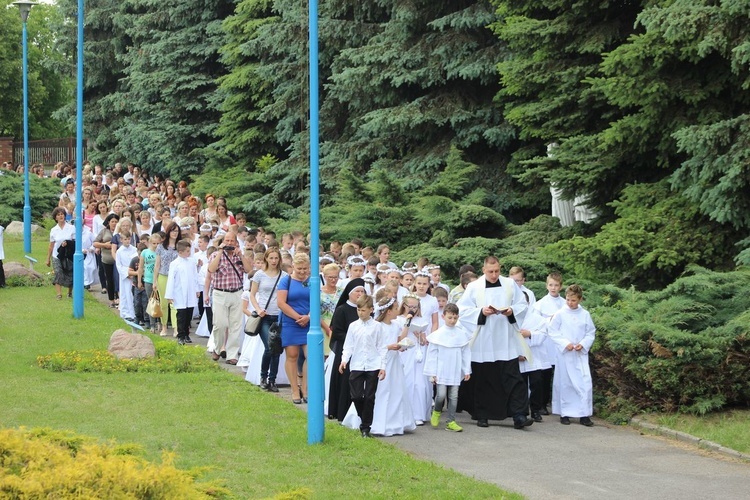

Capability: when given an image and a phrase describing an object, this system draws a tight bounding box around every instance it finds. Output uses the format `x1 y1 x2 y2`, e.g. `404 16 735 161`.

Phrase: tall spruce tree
491 0 645 215
105 0 234 177
323 0 526 213
56 0 130 160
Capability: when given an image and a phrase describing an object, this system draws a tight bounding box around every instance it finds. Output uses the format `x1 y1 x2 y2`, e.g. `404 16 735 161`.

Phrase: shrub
590 266 750 417
38 341 221 374
0 172 61 226
0 427 229 498
543 180 738 289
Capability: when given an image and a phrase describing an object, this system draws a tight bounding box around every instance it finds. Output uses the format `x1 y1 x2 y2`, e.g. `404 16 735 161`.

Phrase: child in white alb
424 303 472 432
165 240 199 345
398 293 432 425
548 284 595 427
115 230 138 321
339 294 387 438
533 272 566 415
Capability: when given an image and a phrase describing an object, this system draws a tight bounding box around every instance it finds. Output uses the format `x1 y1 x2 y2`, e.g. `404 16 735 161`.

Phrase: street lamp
73 0 84 318
12 0 37 254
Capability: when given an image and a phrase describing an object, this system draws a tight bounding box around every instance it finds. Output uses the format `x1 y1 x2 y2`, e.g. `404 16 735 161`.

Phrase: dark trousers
176 308 192 340
258 315 280 381
523 369 544 414
460 359 528 421
349 370 380 432
0 259 5 287
541 366 554 407
133 286 148 324
102 262 116 301
96 253 106 290
205 306 213 333
197 292 205 318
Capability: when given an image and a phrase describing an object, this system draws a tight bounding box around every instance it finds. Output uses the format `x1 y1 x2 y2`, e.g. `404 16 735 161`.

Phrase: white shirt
341 318 388 371
50 223 76 258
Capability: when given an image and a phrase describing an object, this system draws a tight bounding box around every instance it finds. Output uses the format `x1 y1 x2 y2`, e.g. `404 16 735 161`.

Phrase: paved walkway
97 285 750 499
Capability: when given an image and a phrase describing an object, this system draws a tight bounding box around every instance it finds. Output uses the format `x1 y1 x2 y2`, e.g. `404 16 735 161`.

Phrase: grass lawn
0 236 520 499
639 410 750 455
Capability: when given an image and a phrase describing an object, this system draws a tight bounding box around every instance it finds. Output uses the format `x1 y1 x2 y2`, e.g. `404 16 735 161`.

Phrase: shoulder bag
244 272 283 336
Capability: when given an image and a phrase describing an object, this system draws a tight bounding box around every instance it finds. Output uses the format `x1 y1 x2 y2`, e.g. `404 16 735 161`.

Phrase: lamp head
12 1 38 23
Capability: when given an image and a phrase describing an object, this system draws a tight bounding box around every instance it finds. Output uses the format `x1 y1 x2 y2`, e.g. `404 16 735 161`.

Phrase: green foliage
0 427 229 498
392 215 572 282
491 0 646 215
0 0 72 139
544 180 738 289
37 341 221 374
0 171 61 225
591 266 750 417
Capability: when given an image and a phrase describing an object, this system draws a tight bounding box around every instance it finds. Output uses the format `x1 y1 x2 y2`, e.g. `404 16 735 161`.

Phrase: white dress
397 316 432 422
115 244 138 320
549 305 596 417
81 228 99 287
342 321 416 436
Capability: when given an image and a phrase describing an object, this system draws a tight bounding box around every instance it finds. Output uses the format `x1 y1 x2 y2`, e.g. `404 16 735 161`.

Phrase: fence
12 137 87 167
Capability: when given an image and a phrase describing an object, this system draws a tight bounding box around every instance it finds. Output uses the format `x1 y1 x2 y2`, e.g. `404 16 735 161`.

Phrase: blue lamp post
306 0 324 444
12 0 37 254
72 0 84 318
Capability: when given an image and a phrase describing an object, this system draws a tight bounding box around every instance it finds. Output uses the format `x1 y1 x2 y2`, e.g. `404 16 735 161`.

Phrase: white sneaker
415 420 424 426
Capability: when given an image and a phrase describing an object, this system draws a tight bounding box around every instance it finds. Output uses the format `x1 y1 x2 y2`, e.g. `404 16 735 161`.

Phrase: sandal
56 294 62 300
292 399 302 404
226 359 238 365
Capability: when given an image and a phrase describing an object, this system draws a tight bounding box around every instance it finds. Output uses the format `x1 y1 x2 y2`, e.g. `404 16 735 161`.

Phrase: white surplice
548 305 596 417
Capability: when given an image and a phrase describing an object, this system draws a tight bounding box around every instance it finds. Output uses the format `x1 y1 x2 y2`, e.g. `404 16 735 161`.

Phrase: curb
630 416 750 462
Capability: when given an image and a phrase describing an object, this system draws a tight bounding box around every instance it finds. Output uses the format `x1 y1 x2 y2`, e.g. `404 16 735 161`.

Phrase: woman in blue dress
277 253 312 404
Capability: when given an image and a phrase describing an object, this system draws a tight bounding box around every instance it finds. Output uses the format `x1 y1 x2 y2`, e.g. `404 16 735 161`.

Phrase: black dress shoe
177 338 186 345
220 350 227 359
540 406 550 415
531 411 543 423
268 381 279 393
184 337 192 344
260 378 268 390
560 416 571 425
361 429 372 438
477 419 489 428
580 417 594 427
514 415 534 429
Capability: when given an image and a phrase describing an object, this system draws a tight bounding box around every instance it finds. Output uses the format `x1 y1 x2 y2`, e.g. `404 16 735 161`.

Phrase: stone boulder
5 220 45 236
4 262 43 281
108 329 156 360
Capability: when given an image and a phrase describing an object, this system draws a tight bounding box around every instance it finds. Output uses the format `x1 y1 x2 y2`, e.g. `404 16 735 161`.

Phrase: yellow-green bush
0 427 230 498
37 341 220 374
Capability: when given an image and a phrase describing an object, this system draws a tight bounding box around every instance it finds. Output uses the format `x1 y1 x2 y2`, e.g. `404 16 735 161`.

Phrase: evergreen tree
324 0 527 213
55 0 129 160
1 1 72 140
106 0 234 177
491 0 645 216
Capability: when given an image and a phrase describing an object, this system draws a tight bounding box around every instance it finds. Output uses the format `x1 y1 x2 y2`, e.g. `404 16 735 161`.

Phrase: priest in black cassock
457 256 534 429
327 278 366 421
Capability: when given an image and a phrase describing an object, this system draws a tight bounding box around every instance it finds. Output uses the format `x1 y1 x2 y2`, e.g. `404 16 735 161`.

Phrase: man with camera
206 231 253 364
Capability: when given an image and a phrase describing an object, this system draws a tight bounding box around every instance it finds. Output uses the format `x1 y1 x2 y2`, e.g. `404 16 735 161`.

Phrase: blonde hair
292 253 310 266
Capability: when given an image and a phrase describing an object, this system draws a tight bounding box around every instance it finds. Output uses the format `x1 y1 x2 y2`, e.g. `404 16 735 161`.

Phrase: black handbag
244 272 283 336
268 320 283 355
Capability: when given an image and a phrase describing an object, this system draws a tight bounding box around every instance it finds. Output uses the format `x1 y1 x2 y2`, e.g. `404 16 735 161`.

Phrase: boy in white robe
115 230 138 321
533 271 566 415
424 303 472 432
518 295 551 422
165 240 199 345
548 284 596 426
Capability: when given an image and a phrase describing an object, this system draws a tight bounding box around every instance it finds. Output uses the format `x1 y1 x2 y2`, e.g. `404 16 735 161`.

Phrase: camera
223 245 235 252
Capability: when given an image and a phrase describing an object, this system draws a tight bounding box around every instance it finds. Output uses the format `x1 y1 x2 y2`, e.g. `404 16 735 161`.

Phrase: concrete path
97 285 750 499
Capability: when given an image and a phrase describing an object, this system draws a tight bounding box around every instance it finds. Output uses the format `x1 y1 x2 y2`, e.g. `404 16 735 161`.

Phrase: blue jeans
259 315 280 382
